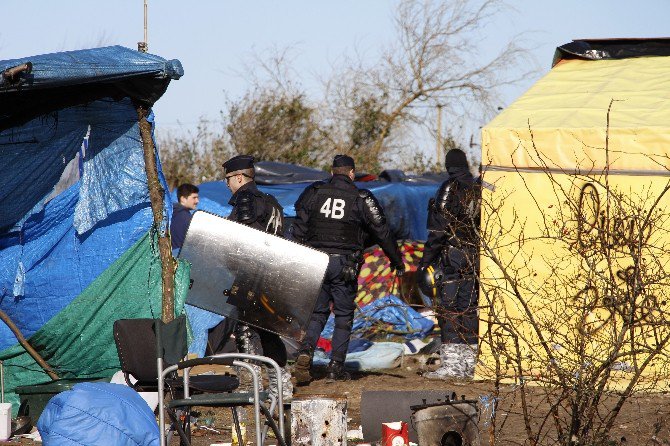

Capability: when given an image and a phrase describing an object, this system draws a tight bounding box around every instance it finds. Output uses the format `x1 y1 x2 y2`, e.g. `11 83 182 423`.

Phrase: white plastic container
0 402 12 440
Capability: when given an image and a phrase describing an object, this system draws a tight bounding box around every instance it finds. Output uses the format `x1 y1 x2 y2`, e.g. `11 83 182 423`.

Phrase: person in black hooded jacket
419 148 481 380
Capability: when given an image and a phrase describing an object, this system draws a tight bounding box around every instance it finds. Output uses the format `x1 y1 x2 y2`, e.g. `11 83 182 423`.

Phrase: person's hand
393 262 406 277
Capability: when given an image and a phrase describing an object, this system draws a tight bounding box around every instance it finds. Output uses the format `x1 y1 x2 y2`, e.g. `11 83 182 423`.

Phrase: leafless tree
158 118 232 190
325 0 533 171
225 88 330 169
477 103 670 445
159 0 533 180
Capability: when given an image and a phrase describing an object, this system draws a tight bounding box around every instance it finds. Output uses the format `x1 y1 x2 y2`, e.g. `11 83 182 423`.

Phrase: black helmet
417 264 445 299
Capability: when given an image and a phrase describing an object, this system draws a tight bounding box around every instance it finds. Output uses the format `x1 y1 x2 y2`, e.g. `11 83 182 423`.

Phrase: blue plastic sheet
320 295 434 341
0 45 182 94
0 47 180 350
185 303 225 357
1 98 156 236
1 46 183 234
312 342 405 371
0 107 88 233
0 182 154 350
188 180 439 240
73 99 150 234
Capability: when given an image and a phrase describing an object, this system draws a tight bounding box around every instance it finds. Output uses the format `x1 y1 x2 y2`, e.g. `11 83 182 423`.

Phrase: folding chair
113 317 287 446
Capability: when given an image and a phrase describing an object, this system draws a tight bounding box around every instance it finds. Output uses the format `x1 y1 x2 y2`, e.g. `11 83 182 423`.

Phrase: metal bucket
410 398 479 446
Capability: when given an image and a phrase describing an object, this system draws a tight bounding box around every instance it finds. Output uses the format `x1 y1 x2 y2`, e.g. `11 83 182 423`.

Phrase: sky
2 1 669 155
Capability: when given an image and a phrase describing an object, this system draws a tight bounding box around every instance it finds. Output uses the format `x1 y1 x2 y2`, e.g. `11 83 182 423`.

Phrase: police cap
223 155 255 174
332 154 355 169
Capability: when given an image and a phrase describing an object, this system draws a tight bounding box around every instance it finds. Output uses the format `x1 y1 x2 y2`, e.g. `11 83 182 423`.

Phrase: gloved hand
342 264 359 282
392 262 406 277
341 252 362 283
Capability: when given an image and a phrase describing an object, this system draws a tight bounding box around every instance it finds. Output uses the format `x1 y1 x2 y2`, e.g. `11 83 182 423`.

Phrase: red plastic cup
381 421 409 446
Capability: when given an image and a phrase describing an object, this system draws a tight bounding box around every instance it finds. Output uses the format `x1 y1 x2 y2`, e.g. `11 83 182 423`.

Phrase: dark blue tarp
0 45 182 92
190 180 440 240
1 46 182 233
0 47 181 350
0 46 183 132
320 295 434 340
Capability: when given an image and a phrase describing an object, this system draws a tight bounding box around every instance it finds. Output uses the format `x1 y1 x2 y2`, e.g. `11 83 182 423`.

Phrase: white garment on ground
109 370 159 411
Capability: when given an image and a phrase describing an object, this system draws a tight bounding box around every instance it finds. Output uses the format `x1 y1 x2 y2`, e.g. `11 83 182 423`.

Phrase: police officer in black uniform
207 155 292 397
225 155 283 235
419 148 481 380
290 155 405 383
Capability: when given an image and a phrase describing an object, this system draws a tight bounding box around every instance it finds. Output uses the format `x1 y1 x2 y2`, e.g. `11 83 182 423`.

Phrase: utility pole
436 104 443 165
138 0 148 53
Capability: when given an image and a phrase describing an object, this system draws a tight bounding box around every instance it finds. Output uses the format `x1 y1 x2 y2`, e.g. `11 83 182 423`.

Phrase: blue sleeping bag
37 382 159 446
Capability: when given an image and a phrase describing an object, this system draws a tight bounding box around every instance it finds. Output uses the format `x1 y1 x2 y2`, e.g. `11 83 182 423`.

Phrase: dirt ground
179 355 670 446
9 354 670 445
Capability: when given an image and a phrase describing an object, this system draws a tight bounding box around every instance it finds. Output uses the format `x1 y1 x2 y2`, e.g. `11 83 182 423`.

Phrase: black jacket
421 167 481 268
228 181 284 235
170 202 192 249
290 174 403 266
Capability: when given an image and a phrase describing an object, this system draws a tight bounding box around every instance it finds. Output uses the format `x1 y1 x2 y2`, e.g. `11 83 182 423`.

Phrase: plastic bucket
382 421 408 446
0 403 11 440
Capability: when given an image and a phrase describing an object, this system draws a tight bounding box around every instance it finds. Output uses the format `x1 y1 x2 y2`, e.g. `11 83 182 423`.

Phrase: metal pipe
215 353 285 439
144 0 148 50
233 361 262 446
183 367 190 399
436 104 443 165
158 357 166 446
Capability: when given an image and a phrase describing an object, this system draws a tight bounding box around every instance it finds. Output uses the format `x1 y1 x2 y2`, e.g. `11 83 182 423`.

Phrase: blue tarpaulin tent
0 46 183 350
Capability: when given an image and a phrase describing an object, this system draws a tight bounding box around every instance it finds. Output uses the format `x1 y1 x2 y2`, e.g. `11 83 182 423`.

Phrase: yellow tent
478 40 670 389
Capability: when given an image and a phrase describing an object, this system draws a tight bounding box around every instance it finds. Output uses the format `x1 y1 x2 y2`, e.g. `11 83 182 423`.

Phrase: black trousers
301 255 358 363
207 318 287 367
438 246 479 345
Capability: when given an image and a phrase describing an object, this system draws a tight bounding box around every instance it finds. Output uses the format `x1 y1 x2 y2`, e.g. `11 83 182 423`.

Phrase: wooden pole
0 309 59 380
136 104 175 323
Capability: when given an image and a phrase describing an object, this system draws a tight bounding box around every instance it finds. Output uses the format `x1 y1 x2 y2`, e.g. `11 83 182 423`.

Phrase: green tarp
0 231 190 410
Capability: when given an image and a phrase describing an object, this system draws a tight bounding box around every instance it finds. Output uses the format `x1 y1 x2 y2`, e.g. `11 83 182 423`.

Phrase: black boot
325 360 350 382
293 350 313 386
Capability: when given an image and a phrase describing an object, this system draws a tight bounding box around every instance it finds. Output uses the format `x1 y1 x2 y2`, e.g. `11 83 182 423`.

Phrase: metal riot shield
180 211 328 341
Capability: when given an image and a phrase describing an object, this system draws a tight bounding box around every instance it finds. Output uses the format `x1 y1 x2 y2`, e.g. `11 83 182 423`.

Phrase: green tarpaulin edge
0 230 190 413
